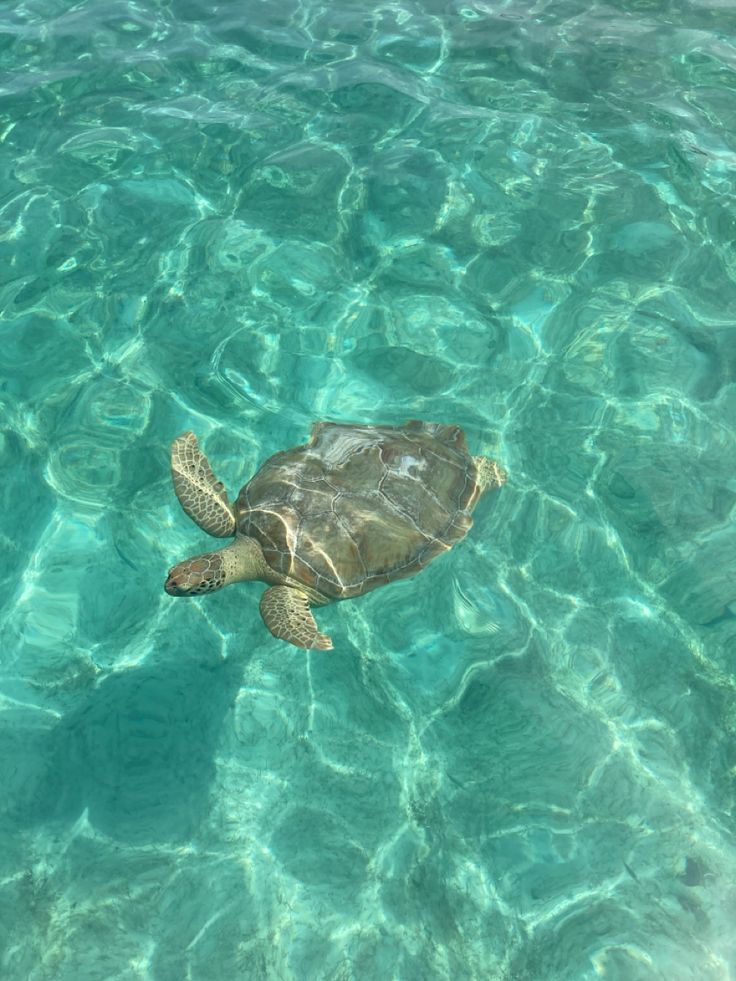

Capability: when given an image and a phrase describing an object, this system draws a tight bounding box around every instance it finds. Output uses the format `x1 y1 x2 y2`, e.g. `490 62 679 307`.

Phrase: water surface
1 0 736 978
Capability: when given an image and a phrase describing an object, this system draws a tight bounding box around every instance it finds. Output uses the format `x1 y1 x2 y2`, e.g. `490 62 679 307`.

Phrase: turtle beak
165 570 187 596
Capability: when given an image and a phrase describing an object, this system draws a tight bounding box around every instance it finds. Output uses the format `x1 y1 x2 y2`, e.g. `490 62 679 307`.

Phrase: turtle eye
194 569 225 592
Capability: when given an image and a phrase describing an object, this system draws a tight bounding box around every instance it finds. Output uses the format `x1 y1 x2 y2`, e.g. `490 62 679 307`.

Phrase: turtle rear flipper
260 586 333 650
171 431 236 538
473 456 507 494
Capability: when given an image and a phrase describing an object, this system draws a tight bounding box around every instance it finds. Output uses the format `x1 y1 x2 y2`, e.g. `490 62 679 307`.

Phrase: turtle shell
236 420 482 600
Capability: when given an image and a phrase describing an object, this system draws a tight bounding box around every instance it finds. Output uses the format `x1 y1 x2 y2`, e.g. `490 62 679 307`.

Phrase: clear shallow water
1 0 736 976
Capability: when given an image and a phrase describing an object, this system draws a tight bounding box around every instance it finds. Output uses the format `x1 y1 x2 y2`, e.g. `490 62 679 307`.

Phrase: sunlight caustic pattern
1 0 736 978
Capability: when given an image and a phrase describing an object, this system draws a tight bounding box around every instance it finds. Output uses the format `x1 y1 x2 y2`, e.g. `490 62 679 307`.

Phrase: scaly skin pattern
165 536 284 596
165 550 228 595
259 586 333 650
473 456 508 493
171 431 236 538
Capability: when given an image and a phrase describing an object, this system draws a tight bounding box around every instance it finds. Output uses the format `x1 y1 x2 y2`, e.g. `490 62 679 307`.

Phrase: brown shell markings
236 421 482 600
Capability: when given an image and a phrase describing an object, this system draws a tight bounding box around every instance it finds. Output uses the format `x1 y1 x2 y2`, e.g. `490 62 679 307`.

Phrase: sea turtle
165 421 506 650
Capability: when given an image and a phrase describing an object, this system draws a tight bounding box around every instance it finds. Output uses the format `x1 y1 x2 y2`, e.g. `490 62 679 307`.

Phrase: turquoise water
1 0 736 976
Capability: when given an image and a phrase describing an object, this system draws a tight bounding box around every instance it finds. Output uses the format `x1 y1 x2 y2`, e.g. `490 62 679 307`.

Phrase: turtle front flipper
259 586 333 650
171 431 236 538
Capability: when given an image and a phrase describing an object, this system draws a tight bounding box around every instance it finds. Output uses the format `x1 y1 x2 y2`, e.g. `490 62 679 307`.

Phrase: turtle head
165 538 272 597
165 552 228 595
